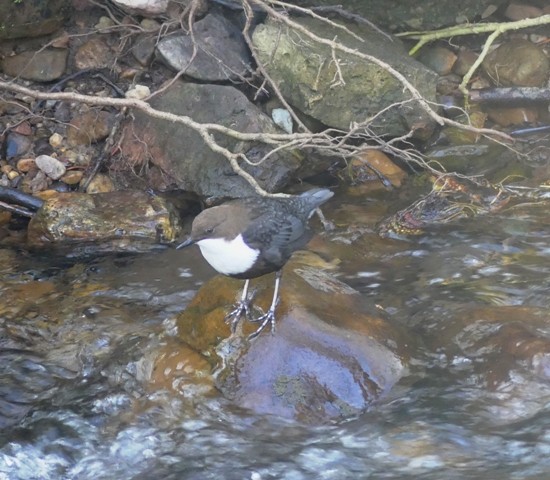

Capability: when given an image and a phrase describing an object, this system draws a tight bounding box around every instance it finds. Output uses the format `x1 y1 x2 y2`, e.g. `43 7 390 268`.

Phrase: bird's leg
225 279 252 332
248 270 282 340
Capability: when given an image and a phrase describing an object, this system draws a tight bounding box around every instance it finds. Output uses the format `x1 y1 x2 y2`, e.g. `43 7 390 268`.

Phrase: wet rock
157 13 252 82
118 81 305 200
27 190 182 252
482 39 550 87
74 37 115 70
176 254 410 423
253 17 438 138
67 110 115 146
1 48 68 82
424 141 505 174
138 339 215 397
35 155 66 180
112 0 169 16
0 0 71 40
345 150 407 188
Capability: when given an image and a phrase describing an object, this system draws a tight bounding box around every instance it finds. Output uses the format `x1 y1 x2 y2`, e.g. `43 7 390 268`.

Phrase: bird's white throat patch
197 234 259 275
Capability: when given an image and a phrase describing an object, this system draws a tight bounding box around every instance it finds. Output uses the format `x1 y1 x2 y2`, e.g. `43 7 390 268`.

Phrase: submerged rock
176 253 410 423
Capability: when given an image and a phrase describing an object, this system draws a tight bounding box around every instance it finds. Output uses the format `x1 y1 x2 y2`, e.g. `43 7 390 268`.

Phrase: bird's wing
243 212 309 265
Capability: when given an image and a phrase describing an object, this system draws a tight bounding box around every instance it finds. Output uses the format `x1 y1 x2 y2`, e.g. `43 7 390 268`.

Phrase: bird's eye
205 227 214 234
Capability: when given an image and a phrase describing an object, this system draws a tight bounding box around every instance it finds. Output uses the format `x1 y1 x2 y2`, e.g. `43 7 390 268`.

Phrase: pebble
35 155 67 180
86 173 115 193
49 133 64 148
125 85 151 100
272 108 293 134
60 170 84 185
16 158 36 173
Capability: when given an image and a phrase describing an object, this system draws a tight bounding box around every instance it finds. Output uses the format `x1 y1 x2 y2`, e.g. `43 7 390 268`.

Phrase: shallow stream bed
2 187 550 479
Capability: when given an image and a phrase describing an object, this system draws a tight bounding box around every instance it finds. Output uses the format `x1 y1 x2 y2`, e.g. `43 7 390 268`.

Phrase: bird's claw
247 308 276 340
224 301 251 333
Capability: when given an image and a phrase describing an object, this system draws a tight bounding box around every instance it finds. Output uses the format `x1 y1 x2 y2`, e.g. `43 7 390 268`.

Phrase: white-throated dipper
177 188 333 339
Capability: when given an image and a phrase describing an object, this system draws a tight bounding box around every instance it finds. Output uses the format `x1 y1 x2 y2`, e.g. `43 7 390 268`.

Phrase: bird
177 188 334 339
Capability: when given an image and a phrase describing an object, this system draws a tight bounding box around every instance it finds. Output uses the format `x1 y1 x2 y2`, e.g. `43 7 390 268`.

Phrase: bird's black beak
176 237 194 249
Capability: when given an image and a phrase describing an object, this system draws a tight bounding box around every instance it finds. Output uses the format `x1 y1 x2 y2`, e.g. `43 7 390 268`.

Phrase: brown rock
452 48 479 76
482 39 550 87
85 173 115 193
1 49 68 82
486 106 538 127
27 190 182 252
16 158 36 173
74 37 115 70
60 170 84 185
67 110 114 146
176 254 411 423
504 3 543 20
417 45 457 75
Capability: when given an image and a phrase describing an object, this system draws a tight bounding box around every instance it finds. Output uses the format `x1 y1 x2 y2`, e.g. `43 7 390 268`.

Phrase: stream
1 186 550 480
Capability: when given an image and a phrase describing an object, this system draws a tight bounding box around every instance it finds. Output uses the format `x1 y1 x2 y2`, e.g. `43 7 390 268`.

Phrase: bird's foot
224 300 251 333
247 308 276 340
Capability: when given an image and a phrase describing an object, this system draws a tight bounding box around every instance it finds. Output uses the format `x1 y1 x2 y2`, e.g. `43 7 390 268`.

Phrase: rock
35 155 66 180
252 17 438 138
138 339 215 397
0 0 71 40
49 132 63 148
131 34 157 66
27 190 182 252
156 13 252 82
112 0 169 16
271 108 293 134
60 170 84 185
125 84 150 100
118 81 306 200
504 3 543 20
486 106 538 127
176 254 410 423
417 46 457 75
295 0 509 31
452 48 479 76
4 131 32 160
67 110 114 146
346 150 407 188
1 48 68 82
482 39 550 87
85 173 115 193
74 37 115 70
16 158 36 173
95 16 115 31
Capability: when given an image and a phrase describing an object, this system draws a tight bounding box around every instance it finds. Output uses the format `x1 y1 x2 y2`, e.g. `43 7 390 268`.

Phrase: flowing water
2 189 550 480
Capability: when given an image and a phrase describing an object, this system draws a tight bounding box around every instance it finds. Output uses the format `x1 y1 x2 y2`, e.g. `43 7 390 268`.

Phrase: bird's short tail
299 188 334 209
